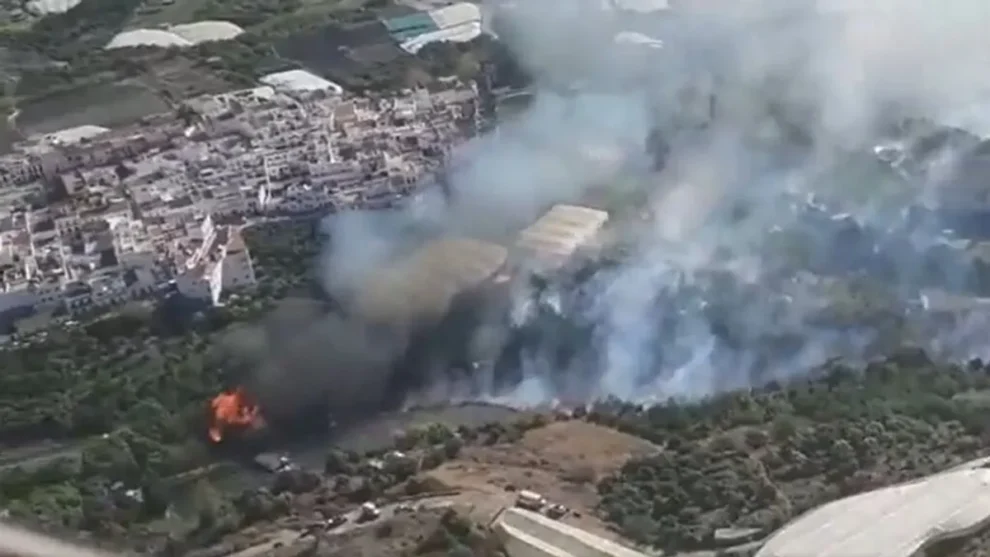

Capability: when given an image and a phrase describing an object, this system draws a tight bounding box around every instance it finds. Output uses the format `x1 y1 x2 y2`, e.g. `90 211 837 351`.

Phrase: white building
259 70 344 96
208 228 256 305
513 204 609 274
174 266 211 300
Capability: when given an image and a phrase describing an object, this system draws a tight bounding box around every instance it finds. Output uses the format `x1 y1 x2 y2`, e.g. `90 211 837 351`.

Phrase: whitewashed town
0 72 479 320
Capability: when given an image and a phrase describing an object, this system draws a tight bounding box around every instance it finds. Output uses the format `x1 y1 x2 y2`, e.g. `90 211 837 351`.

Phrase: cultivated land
0 0 502 145
15 82 169 135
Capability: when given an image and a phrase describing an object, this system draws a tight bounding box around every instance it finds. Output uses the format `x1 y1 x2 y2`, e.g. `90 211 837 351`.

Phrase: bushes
595 350 990 551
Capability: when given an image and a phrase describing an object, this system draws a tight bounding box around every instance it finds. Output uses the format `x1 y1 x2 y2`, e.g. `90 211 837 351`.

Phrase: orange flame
208 387 264 443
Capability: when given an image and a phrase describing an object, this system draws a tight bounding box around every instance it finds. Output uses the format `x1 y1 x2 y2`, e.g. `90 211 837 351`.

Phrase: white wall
498 522 575 557
497 508 647 557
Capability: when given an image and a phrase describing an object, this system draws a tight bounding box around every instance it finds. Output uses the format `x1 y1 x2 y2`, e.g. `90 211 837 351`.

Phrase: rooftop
107 29 193 49
25 0 79 14
383 12 439 41
354 237 508 326
259 70 344 94
514 204 609 272
41 125 111 146
757 468 990 557
428 2 481 29
106 20 243 49
400 2 484 53
169 20 244 43
400 22 483 54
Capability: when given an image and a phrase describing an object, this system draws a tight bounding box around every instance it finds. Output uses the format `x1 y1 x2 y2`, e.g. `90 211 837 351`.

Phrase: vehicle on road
515 490 545 511
358 502 381 522
326 515 348 529
546 503 567 519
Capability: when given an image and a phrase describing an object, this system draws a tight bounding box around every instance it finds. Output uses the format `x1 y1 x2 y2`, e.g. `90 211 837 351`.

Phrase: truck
515 490 546 511
358 502 381 522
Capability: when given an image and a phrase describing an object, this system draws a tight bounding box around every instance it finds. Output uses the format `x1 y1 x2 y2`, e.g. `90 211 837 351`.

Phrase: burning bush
207 387 265 443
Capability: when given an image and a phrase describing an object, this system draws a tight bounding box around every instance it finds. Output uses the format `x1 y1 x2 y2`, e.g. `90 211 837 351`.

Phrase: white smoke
316 0 990 409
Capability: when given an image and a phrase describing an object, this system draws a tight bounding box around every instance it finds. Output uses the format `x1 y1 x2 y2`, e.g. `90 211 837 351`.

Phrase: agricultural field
15 81 169 136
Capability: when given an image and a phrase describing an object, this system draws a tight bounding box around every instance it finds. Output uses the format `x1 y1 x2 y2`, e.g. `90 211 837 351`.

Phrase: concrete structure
514 205 609 274
40 125 111 147
495 507 647 557
400 2 484 54
353 237 508 328
757 468 990 557
106 20 243 49
259 70 344 95
169 21 244 43
106 29 193 49
208 227 256 305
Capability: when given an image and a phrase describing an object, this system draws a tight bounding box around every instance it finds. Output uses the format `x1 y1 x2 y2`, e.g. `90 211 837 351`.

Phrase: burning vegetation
208 387 265 443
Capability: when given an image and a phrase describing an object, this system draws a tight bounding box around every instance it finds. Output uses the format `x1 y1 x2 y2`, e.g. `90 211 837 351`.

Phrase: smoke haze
258 0 990 416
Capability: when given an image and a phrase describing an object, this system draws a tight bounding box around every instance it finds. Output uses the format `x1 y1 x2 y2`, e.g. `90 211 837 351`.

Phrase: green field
16 81 169 136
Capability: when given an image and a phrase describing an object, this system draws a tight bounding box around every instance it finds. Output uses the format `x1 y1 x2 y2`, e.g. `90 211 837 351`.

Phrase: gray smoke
311 0 990 411
320 89 652 294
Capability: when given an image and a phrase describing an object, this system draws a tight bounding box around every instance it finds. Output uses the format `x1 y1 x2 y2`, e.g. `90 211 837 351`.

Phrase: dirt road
0 522 125 557
0 441 83 472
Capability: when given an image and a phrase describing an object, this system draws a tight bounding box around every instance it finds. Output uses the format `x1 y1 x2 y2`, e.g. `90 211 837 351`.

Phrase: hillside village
0 77 479 329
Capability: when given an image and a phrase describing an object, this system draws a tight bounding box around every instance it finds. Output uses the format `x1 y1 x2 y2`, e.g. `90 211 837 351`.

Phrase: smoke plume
279 0 990 416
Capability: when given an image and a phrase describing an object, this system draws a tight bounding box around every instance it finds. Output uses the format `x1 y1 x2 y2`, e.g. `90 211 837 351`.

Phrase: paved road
326 495 457 536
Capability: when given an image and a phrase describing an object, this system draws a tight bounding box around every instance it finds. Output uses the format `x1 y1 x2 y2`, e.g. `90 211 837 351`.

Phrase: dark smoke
218 298 402 426
244 0 990 419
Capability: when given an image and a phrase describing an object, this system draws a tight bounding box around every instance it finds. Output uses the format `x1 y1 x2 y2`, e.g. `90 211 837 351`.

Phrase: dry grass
426 420 659 537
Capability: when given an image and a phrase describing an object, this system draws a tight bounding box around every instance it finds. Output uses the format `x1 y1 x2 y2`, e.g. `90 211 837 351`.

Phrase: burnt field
207 399 522 479
265 402 523 471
